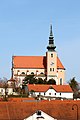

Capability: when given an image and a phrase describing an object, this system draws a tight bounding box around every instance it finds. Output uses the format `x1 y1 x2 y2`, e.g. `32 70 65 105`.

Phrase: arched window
48 79 56 85
60 78 62 85
22 72 25 74
31 72 34 75
40 72 44 74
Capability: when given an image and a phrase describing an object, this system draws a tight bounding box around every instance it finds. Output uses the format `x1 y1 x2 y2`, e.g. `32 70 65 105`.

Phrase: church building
11 25 65 85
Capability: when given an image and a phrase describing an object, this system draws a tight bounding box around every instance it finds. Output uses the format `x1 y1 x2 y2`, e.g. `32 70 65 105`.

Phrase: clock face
50 62 54 65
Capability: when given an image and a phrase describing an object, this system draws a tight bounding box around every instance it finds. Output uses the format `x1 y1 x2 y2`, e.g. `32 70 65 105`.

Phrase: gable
24 110 56 120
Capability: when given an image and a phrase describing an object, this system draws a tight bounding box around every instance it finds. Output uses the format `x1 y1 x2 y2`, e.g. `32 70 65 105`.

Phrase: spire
50 24 53 36
47 24 56 51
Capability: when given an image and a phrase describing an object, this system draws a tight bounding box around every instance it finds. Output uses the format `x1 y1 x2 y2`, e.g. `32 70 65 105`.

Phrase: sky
0 0 80 82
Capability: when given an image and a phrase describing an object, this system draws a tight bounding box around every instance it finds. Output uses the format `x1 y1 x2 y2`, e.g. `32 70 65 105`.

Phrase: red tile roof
0 100 80 120
8 97 35 102
53 85 73 92
57 57 65 69
13 56 46 69
28 84 49 92
13 56 65 69
28 84 73 92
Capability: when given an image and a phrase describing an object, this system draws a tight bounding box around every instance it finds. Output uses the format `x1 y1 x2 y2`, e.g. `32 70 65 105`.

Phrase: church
11 25 65 85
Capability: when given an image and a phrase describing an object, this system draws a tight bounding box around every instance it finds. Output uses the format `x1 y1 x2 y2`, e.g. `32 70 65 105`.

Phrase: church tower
46 25 58 83
12 24 65 86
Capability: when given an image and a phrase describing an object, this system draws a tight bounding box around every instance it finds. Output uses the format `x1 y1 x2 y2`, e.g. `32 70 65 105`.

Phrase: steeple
47 24 56 51
50 24 53 36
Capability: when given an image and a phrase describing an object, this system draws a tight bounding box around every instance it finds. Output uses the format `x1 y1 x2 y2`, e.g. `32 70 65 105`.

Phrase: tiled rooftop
0 100 79 120
28 84 73 92
13 56 65 69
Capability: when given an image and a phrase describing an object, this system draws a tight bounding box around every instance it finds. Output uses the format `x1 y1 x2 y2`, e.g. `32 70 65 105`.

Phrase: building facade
12 25 65 85
28 84 73 99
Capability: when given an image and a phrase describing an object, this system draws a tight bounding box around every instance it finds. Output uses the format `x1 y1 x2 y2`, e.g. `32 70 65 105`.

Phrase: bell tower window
51 53 53 57
50 68 52 71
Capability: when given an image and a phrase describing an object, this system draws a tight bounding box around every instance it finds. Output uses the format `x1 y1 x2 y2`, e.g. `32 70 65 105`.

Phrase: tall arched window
60 78 62 85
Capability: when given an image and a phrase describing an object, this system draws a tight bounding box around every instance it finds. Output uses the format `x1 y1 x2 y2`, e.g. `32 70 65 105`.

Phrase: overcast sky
0 0 80 82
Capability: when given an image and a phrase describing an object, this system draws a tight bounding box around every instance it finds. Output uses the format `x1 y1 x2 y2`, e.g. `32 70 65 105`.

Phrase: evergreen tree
68 77 78 91
68 77 79 98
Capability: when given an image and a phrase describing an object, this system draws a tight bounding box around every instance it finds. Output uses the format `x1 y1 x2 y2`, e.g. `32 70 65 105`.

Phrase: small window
53 68 54 71
37 110 41 115
1 89 3 93
44 92 45 95
50 68 52 71
49 93 51 95
55 93 56 95
60 93 61 96
51 53 53 57
39 92 41 95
